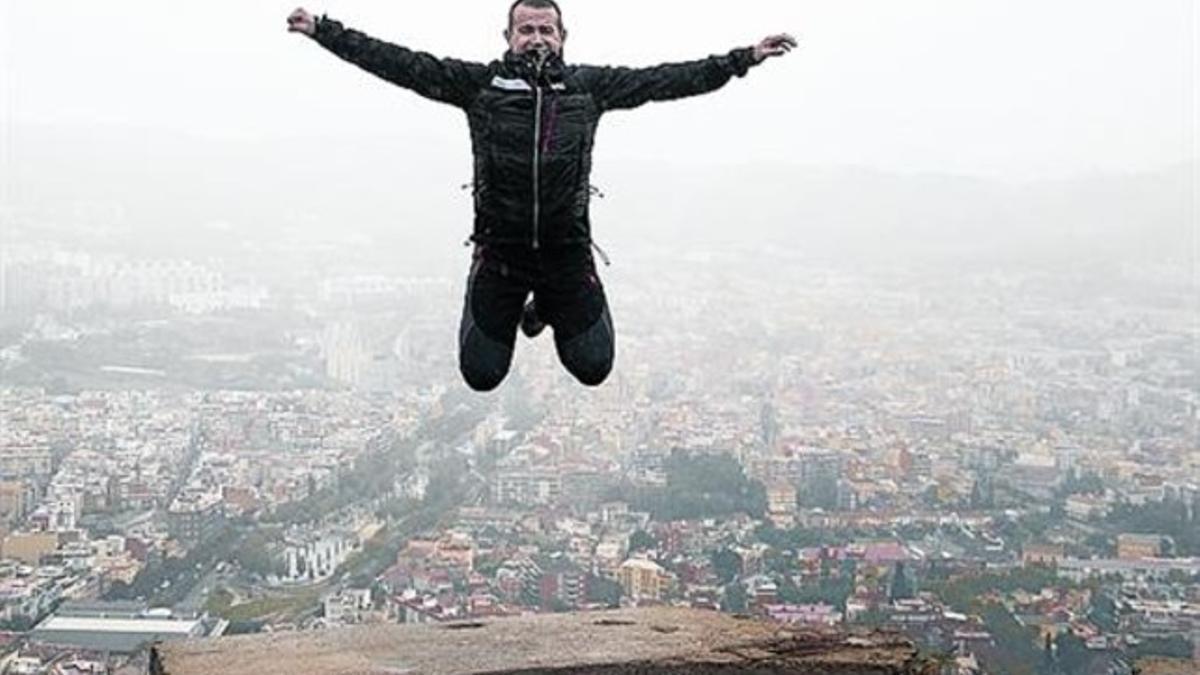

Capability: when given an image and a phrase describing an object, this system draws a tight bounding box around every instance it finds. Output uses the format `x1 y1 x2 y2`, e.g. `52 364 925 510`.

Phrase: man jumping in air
288 1 796 392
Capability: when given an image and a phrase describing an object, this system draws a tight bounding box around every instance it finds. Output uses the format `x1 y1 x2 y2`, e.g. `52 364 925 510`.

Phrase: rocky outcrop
153 608 933 675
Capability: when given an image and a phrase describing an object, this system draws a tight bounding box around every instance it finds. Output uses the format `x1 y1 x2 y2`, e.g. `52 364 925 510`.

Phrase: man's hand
287 7 317 36
753 34 798 63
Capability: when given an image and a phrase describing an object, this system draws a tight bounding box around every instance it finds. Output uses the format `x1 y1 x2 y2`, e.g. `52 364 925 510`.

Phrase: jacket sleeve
583 48 759 112
311 16 489 109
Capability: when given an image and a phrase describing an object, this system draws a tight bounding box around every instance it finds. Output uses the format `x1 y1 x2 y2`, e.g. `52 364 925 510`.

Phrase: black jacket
313 18 759 249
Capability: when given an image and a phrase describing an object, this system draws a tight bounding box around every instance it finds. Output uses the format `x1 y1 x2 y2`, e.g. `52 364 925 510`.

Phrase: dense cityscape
0 223 1195 675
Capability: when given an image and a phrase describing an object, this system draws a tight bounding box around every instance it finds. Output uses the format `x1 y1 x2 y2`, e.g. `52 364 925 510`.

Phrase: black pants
458 243 615 391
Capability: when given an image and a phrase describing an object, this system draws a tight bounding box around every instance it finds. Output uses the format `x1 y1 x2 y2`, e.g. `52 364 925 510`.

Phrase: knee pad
461 365 507 393
570 359 613 387
459 324 514 393
556 308 614 388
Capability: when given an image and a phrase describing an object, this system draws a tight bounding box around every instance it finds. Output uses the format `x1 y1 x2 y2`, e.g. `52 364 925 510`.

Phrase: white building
283 531 356 584
323 588 372 625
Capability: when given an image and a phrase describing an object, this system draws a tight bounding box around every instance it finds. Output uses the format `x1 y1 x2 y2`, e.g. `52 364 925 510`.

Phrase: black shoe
520 301 546 338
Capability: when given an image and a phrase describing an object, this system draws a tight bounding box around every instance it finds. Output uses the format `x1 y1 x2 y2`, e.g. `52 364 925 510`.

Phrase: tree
624 450 767 521
778 574 853 611
721 582 747 613
839 558 858 579
1105 499 1198 556
235 532 282 578
370 581 388 609
711 549 743 585
979 603 1041 675
1132 635 1193 660
763 549 793 575
1088 591 1118 632
1054 631 1090 674
0 616 35 632
889 562 914 601
1084 533 1113 557
934 567 1063 614
1059 471 1105 498
629 530 657 553
754 524 842 549
852 607 891 627
586 576 622 608
224 620 266 635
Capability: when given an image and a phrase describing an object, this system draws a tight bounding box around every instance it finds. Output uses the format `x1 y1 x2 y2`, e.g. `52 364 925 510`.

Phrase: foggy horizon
4 1 1196 272
3 1 1195 176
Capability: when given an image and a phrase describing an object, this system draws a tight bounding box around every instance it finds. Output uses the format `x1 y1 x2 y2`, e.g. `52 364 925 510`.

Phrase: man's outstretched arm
287 7 488 109
585 34 798 112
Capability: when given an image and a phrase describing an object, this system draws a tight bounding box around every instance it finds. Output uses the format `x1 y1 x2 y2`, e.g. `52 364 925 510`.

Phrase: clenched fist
287 7 317 36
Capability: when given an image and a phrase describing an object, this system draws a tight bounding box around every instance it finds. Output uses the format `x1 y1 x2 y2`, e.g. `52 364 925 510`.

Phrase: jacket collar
501 50 566 84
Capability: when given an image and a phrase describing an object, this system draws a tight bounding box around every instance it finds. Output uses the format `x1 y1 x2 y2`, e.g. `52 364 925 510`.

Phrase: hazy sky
2 0 1195 180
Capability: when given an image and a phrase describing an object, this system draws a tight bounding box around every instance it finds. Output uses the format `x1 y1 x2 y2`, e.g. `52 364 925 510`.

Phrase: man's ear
561 28 568 42
503 29 511 43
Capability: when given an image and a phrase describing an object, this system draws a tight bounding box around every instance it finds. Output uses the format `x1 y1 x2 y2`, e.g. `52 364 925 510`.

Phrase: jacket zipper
531 55 545 250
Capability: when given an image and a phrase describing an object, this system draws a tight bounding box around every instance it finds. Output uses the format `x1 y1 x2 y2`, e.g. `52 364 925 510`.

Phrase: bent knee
560 336 614 387
556 308 615 388
570 359 613 387
461 365 507 392
459 333 513 393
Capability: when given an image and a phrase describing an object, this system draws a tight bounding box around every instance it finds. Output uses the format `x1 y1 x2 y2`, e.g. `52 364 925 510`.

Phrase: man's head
505 0 566 57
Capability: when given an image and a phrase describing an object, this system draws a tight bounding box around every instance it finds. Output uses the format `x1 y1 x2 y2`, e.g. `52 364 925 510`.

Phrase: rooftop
153 607 927 675
34 616 202 635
